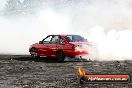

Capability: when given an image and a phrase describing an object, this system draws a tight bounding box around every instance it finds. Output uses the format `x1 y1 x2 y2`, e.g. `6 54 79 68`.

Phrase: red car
29 34 91 62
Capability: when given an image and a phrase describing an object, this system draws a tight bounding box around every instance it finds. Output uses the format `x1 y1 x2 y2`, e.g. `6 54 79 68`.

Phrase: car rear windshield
64 35 87 42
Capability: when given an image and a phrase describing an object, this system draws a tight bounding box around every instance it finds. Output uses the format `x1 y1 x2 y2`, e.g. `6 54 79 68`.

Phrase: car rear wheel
56 51 65 62
30 48 40 60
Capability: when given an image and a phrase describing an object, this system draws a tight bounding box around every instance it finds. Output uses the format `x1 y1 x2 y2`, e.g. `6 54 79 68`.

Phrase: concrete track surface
0 55 132 88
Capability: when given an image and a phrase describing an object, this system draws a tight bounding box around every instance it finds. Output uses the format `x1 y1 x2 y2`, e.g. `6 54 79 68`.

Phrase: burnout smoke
0 0 132 60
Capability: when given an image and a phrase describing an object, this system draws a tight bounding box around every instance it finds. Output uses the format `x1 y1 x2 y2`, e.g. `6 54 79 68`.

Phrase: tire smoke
0 0 132 60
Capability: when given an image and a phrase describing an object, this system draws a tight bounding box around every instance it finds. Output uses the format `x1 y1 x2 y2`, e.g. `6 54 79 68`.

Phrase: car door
38 35 53 56
47 35 60 57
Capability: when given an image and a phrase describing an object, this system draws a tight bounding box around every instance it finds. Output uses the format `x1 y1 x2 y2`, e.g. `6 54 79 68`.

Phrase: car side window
51 36 60 44
43 36 52 44
64 36 72 42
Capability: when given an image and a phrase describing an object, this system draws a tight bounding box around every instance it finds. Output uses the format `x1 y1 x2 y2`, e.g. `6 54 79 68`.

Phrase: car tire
56 51 65 62
30 48 40 60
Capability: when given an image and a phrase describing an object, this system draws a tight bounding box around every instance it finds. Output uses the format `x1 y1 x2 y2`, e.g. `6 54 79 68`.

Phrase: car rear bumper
66 50 89 56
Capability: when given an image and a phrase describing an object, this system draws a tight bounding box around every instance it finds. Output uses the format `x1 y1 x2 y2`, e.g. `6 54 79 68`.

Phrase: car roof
49 34 78 36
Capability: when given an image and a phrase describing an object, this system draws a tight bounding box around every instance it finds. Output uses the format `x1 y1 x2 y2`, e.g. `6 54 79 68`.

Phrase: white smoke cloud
87 26 132 61
0 0 132 60
0 0 7 11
